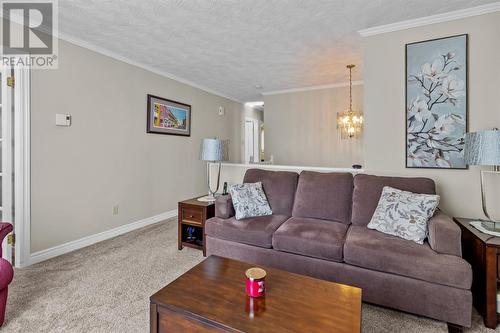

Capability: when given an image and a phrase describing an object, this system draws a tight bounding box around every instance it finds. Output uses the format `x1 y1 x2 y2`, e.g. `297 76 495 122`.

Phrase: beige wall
263 85 364 167
30 40 243 253
364 12 500 219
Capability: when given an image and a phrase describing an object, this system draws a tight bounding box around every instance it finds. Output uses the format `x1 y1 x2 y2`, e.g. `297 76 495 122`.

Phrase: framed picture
405 34 468 169
147 94 191 136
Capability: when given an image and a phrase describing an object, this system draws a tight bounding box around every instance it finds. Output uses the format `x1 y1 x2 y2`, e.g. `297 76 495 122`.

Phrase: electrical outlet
112 204 119 215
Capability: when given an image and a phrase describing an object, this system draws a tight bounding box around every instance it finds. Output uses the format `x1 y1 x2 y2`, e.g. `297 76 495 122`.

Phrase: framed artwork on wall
147 94 191 136
405 34 468 169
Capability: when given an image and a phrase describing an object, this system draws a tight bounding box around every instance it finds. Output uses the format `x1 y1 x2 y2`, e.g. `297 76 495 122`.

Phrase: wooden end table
150 256 362 333
178 197 215 256
454 217 500 329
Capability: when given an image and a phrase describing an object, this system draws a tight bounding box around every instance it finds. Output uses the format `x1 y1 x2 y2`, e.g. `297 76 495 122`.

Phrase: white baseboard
26 210 177 267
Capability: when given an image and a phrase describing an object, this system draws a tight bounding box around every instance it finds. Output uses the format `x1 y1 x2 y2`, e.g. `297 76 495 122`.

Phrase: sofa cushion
205 214 289 248
243 169 299 216
292 171 353 224
272 217 348 262
351 174 436 226
343 226 472 289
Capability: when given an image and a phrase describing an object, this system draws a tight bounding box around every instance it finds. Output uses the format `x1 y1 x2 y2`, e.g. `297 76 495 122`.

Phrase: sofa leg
447 323 463 333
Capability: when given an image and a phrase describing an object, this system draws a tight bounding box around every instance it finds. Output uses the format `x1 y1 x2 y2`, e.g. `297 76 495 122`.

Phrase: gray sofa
205 169 472 329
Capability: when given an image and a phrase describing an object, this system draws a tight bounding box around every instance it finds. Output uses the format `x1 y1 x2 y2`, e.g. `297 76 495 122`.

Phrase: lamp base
480 169 500 222
197 195 216 202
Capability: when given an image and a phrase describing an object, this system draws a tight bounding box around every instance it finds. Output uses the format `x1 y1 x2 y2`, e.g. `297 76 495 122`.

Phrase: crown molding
261 80 364 96
57 32 242 103
358 2 500 37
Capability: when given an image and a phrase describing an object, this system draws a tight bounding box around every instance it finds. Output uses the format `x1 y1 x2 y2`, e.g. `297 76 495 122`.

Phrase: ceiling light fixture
245 101 264 108
337 64 363 139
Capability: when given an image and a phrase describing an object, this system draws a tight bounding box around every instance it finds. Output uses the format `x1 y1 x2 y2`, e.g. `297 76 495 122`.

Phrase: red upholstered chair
0 223 13 326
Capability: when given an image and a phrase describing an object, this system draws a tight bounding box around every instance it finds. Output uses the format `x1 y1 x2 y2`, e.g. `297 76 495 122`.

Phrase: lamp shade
200 138 229 162
464 130 500 166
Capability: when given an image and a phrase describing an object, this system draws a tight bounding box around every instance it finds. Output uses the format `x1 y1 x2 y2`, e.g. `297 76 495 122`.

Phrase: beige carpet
2 218 497 332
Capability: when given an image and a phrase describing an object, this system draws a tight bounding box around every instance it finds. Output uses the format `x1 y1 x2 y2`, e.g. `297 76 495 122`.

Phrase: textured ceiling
59 0 496 101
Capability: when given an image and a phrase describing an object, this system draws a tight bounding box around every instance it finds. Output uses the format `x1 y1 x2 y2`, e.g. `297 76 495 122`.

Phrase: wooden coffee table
150 256 362 332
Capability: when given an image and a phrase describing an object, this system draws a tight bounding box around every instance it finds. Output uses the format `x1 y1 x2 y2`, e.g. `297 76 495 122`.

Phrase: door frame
14 67 31 268
1 67 14 262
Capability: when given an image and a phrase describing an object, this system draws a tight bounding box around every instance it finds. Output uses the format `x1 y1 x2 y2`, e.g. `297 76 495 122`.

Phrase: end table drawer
181 207 203 225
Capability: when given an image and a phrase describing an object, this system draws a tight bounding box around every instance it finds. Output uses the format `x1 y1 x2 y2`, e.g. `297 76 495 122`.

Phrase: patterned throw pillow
228 182 273 220
367 186 440 244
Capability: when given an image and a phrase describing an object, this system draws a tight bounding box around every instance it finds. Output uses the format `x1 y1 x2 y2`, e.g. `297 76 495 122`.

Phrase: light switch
56 114 71 126
218 106 225 116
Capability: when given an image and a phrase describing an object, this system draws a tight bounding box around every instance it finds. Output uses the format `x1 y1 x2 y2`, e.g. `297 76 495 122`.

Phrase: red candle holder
245 267 266 298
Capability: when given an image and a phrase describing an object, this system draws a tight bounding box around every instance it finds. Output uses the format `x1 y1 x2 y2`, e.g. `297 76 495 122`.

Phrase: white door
245 118 261 164
1 67 14 263
245 120 254 163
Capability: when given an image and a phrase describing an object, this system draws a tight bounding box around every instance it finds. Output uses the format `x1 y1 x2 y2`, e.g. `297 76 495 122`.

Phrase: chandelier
337 64 363 139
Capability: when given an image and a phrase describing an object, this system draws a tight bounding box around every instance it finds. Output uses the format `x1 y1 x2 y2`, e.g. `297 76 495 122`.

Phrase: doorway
1 67 14 264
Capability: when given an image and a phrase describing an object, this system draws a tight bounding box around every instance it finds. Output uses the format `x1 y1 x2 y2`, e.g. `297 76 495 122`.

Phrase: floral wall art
406 34 468 169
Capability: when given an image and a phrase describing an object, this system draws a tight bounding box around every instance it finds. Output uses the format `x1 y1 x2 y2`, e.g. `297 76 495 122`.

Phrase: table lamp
199 138 229 202
464 129 500 221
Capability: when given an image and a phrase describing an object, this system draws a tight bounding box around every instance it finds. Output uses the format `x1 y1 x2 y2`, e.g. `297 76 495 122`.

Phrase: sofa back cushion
351 174 436 226
243 169 299 216
292 171 354 224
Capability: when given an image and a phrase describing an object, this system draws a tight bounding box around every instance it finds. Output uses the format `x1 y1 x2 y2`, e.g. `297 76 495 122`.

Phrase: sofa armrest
428 211 462 257
0 258 13 290
0 223 13 258
215 195 235 219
